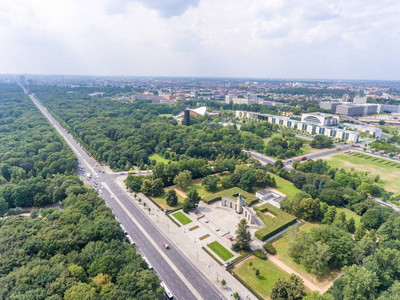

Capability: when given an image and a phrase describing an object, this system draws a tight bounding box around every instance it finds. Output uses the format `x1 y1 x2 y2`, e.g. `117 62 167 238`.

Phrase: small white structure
256 188 282 208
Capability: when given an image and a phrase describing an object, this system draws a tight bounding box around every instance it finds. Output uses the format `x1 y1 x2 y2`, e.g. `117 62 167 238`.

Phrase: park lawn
300 221 321 232
233 256 290 299
151 187 185 210
336 207 361 226
207 241 234 261
172 211 192 225
325 152 400 197
268 173 301 198
149 153 171 164
273 233 341 290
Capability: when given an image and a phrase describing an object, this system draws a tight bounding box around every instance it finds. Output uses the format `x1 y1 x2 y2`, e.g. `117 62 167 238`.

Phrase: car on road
163 243 169 249
111 196 114 199
300 156 307 161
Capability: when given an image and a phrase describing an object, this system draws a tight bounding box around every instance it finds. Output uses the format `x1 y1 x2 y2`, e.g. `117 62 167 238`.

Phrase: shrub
263 242 277 255
253 249 267 260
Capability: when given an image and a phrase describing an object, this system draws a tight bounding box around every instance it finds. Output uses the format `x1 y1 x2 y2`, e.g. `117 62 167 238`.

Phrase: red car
163 243 169 249
300 157 307 161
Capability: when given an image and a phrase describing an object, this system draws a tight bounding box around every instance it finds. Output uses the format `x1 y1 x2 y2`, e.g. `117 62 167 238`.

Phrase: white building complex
235 111 377 142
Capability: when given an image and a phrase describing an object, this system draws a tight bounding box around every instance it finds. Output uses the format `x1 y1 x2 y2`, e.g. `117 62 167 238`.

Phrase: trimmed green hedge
166 214 181 227
254 203 297 241
203 187 258 206
202 247 223 266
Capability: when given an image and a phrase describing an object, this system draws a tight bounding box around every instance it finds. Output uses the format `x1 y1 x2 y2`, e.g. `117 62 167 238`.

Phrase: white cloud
0 0 399 79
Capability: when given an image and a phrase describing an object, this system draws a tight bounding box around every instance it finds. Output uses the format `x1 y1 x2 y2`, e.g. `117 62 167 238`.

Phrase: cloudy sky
0 0 399 80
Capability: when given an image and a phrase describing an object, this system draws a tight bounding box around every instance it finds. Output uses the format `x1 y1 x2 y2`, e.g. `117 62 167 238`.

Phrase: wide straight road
17 81 225 300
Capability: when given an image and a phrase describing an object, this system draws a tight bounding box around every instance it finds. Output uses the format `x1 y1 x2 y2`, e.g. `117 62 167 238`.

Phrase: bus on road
160 281 174 299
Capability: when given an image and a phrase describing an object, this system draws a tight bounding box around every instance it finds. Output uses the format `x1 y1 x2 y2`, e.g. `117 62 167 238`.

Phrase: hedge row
203 187 259 206
254 203 297 241
166 214 181 227
202 247 223 266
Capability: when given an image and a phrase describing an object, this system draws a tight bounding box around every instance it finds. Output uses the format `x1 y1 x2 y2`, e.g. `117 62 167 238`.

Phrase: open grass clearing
207 241 234 261
268 173 301 198
172 211 192 225
149 153 172 164
273 233 341 290
233 256 290 299
325 152 400 197
336 207 361 226
150 187 185 210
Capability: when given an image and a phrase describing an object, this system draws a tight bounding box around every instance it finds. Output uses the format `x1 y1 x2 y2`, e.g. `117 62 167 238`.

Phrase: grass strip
208 241 234 261
172 211 192 225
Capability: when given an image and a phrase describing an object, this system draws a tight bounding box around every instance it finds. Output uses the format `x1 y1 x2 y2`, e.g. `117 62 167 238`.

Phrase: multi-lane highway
17 81 225 300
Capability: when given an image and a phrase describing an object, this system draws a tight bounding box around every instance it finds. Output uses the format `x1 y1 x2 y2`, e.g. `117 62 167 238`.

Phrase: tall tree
233 219 251 251
341 265 379 300
271 274 307 300
165 189 178 206
173 170 192 190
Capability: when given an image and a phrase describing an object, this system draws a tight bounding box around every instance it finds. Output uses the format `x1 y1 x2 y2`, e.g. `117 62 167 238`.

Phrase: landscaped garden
254 203 297 241
207 241 234 261
202 187 259 206
232 256 290 299
172 211 192 225
325 152 400 197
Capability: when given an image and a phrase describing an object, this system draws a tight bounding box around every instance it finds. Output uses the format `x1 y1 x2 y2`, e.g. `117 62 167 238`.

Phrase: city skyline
1 0 400 80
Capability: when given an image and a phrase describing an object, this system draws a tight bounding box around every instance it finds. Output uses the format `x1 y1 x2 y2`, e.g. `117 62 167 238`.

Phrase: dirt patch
174 188 187 198
189 225 199 231
264 211 276 218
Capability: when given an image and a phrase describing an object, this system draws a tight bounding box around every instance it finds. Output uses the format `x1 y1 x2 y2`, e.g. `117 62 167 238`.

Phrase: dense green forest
0 84 163 299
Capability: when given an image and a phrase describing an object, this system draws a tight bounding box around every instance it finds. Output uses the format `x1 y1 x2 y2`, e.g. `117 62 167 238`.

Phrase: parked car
163 243 169 249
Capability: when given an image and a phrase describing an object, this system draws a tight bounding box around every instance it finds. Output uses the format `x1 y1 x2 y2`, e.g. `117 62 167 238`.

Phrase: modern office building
342 123 382 138
301 112 339 126
353 96 368 104
320 102 341 113
335 105 365 117
236 111 360 142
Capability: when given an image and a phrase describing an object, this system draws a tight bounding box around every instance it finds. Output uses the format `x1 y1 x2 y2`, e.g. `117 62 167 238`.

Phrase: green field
336 207 361 226
172 211 192 225
207 241 234 261
268 173 301 198
325 152 400 197
151 188 185 210
149 153 171 164
254 203 297 241
233 257 290 299
202 187 259 206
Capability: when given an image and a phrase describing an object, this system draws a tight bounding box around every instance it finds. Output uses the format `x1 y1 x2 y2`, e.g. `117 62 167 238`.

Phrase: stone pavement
116 176 258 300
